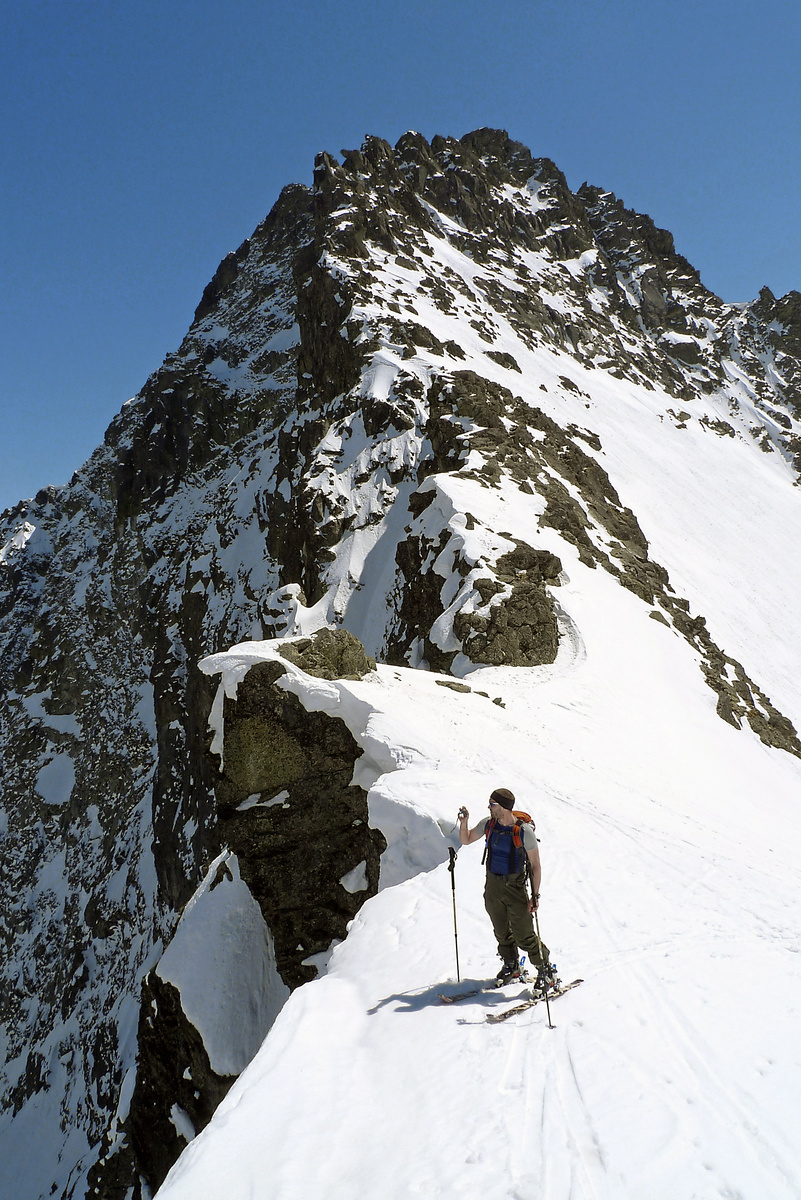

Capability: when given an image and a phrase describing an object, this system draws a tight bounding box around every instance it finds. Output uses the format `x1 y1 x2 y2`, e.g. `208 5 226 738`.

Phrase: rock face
2 128 801 1199
212 634 384 990
126 971 236 1195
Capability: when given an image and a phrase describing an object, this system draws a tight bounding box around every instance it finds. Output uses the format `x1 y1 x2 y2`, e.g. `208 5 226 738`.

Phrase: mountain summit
2 130 801 1199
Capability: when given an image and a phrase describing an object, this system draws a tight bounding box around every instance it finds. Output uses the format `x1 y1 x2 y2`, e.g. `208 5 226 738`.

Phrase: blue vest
485 820 524 875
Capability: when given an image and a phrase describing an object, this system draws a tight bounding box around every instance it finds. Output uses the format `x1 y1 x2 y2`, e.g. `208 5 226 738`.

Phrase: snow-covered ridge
161 536 801 1200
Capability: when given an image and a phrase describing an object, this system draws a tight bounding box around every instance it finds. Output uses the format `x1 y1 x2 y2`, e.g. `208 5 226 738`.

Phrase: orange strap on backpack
482 810 535 861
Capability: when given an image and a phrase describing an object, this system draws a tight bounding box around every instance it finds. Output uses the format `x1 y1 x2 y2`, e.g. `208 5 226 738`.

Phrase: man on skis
458 787 552 989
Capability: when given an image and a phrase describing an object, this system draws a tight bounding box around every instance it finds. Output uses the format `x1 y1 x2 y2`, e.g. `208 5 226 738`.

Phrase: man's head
489 787 516 811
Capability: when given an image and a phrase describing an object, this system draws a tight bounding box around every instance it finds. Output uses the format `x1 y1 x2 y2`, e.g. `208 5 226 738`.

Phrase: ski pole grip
448 846 456 878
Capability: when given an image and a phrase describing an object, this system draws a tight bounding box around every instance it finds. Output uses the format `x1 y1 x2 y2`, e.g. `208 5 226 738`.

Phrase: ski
485 977 583 1022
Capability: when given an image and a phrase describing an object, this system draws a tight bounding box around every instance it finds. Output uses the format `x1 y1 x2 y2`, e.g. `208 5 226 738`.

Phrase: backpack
482 810 535 874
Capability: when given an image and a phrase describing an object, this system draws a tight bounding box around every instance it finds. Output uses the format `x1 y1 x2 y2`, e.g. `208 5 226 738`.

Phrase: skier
458 787 551 987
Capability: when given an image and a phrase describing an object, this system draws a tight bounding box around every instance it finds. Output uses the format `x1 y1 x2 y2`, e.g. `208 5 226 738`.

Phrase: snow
339 860 368 893
163 534 801 1199
0 519 35 563
35 753 75 807
156 851 289 1077
237 789 290 812
170 1104 196 1145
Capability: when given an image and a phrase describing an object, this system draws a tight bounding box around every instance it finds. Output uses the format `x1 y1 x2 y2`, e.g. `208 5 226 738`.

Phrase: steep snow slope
162 350 801 1198
159 532 801 1199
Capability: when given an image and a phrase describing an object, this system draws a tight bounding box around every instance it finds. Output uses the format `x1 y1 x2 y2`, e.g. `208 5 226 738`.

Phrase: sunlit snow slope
159 447 801 1198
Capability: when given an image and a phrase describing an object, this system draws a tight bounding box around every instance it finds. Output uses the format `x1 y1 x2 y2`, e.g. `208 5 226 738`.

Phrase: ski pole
524 852 555 1027
533 906 555 1029
447 846 461 983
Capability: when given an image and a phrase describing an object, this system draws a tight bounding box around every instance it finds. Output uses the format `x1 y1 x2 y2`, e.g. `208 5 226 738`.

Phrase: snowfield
157 510 801 1199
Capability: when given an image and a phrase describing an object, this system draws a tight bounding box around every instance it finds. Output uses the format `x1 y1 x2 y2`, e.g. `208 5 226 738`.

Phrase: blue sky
2 0 800 514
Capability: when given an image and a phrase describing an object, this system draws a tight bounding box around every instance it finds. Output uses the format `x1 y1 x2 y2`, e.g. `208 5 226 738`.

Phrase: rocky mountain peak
2 129 801 1199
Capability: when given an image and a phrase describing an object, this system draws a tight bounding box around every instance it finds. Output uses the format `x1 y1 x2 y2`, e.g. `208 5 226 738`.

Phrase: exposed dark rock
388 528 457 673
127 973 235 1196
279 628 376 680
495 543 563 586
405 322 446 355
194 239 251 324
454 579 560 667
411 367 799 750
450 540 563 668
486 350 521 372
667 605 801 756
210 645 386 988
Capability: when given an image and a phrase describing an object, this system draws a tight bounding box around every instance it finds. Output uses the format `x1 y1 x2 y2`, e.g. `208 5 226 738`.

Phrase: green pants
484 871 549 966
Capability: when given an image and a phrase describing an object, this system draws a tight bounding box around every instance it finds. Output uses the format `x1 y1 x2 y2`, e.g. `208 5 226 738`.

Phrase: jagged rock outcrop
211 633 384 989
2 127 801 1200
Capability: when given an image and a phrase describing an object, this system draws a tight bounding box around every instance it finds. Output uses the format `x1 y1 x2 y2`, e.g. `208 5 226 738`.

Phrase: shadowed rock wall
211 631 386 989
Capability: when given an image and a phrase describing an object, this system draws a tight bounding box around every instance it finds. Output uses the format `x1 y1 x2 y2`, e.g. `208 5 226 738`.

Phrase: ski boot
531 960 559 997
495 957 522 986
